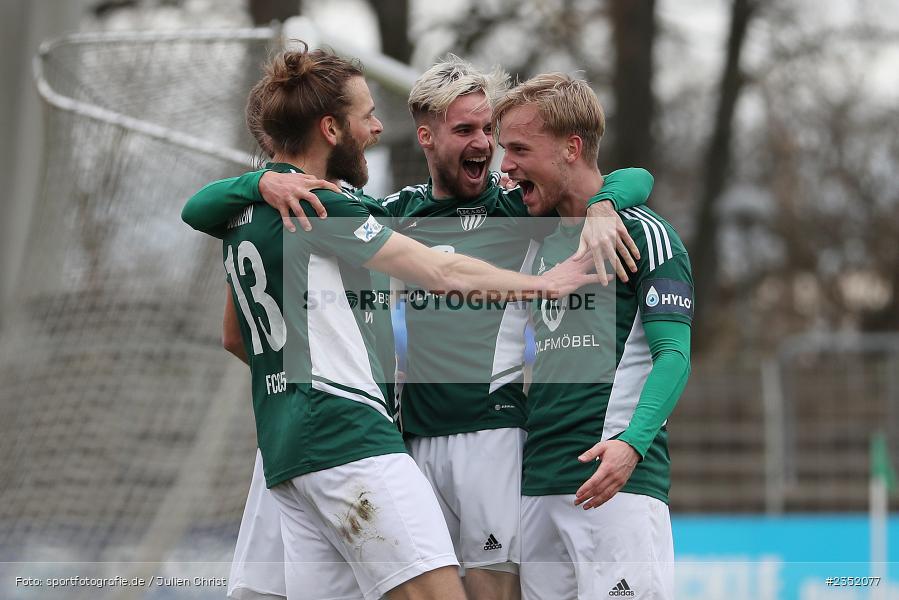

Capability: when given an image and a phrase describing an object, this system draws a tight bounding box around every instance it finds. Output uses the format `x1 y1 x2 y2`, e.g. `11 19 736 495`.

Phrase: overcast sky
305 0 899 101
93 0 899 196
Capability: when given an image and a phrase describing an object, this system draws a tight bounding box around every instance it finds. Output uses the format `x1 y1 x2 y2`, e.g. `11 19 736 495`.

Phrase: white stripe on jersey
311 379 391 421
632 210 666 268
306 254 389 418
632 206 673 260
622 208 673 272
622 209 657 271
488 239 541 394
381 184 427 208
601 309 654 442
381 193 400 207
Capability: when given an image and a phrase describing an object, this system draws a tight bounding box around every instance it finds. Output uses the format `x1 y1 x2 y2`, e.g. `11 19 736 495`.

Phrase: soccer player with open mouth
184 45 608 600
493 73 692 600
185 53 653 600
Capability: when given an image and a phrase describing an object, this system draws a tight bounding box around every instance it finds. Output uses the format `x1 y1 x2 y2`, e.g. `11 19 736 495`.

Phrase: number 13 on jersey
224 241 286 355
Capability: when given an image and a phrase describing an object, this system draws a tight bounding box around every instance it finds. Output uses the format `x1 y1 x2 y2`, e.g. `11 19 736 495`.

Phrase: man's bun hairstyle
251 41 364 156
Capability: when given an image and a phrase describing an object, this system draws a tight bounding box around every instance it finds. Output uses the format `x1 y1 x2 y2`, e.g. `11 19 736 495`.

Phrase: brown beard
326 129 368 188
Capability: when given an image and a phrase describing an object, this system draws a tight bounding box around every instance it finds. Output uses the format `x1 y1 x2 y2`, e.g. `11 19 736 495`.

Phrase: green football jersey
381 170 652 438
525 204 693 503
219 163 405 488
182 166 655 439
381 174 545 437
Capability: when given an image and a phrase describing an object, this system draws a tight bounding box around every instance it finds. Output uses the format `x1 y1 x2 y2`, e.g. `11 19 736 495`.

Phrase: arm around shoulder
363 233 486 293
364 233 601 300
182 170 265 235
588 167 654 211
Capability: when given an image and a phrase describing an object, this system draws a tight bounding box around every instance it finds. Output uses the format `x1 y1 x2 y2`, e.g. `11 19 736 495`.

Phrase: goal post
4 20 421 600
282 16 419 96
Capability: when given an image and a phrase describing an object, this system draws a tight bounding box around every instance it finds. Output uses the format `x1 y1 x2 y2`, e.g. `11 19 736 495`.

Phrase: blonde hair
407 54 509 122
492 73 605 163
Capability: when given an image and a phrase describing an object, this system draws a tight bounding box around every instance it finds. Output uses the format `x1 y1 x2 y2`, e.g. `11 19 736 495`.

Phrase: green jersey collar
424 171 502 204
265 162 305 174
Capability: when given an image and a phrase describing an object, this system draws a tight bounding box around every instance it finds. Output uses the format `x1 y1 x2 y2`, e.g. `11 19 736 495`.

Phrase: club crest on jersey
354 215 383 242
540 296 567 332
457 206 487 231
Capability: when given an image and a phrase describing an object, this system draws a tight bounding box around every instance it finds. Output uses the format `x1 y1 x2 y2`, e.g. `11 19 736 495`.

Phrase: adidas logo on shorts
608 578 635 597
483 534 503 551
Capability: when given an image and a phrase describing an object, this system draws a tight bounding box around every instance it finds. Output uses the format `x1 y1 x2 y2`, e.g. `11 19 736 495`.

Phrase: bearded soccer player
492 73 692 600
183 55 653 600
222 76 290 600
183 46 605 600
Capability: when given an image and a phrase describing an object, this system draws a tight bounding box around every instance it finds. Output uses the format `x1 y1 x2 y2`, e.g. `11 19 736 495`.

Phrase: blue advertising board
673 515 899 599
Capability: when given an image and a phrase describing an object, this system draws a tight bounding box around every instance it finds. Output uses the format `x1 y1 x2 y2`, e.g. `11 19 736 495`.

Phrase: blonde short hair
408 54 509 122
492 73 605 163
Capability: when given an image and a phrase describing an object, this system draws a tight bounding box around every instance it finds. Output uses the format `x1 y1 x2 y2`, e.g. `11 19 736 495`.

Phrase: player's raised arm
589 167 654 213
364 232 602 300
256 170 340 232
181 169 337 237
577 167 654 284
181 170 265 238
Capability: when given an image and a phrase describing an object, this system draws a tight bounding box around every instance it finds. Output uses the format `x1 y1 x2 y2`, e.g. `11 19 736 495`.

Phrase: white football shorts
407 427 526 571
269 452 458 600
520 492 673 600
228 448 286 600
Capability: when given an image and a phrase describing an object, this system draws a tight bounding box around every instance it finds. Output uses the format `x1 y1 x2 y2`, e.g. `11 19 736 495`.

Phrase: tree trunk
367 0 430 190
368 0 413 63
248 0 299 25
607 0 656 171
690 0 758 348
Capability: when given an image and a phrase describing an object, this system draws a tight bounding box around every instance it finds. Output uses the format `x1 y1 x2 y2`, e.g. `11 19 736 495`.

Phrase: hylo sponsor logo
645 286 659 308
659 293 692 309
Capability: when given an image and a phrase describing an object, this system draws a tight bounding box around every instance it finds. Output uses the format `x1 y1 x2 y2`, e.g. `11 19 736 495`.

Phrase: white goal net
2 23 421 600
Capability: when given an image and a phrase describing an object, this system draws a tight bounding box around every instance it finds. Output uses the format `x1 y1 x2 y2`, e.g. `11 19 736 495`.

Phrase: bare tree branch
690 0 760 347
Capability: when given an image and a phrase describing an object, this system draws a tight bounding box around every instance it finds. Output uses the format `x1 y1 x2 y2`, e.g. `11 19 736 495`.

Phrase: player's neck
271 152 333 184
557 166 603 224
430 178 452 199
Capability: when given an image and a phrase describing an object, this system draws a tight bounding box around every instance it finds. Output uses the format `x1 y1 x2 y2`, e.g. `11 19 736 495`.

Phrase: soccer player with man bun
223 78 289 600
184 44 604 600
493 73 692 600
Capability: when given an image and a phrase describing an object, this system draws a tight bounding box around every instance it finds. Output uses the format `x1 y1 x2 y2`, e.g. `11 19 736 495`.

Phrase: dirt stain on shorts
337 490 383 551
